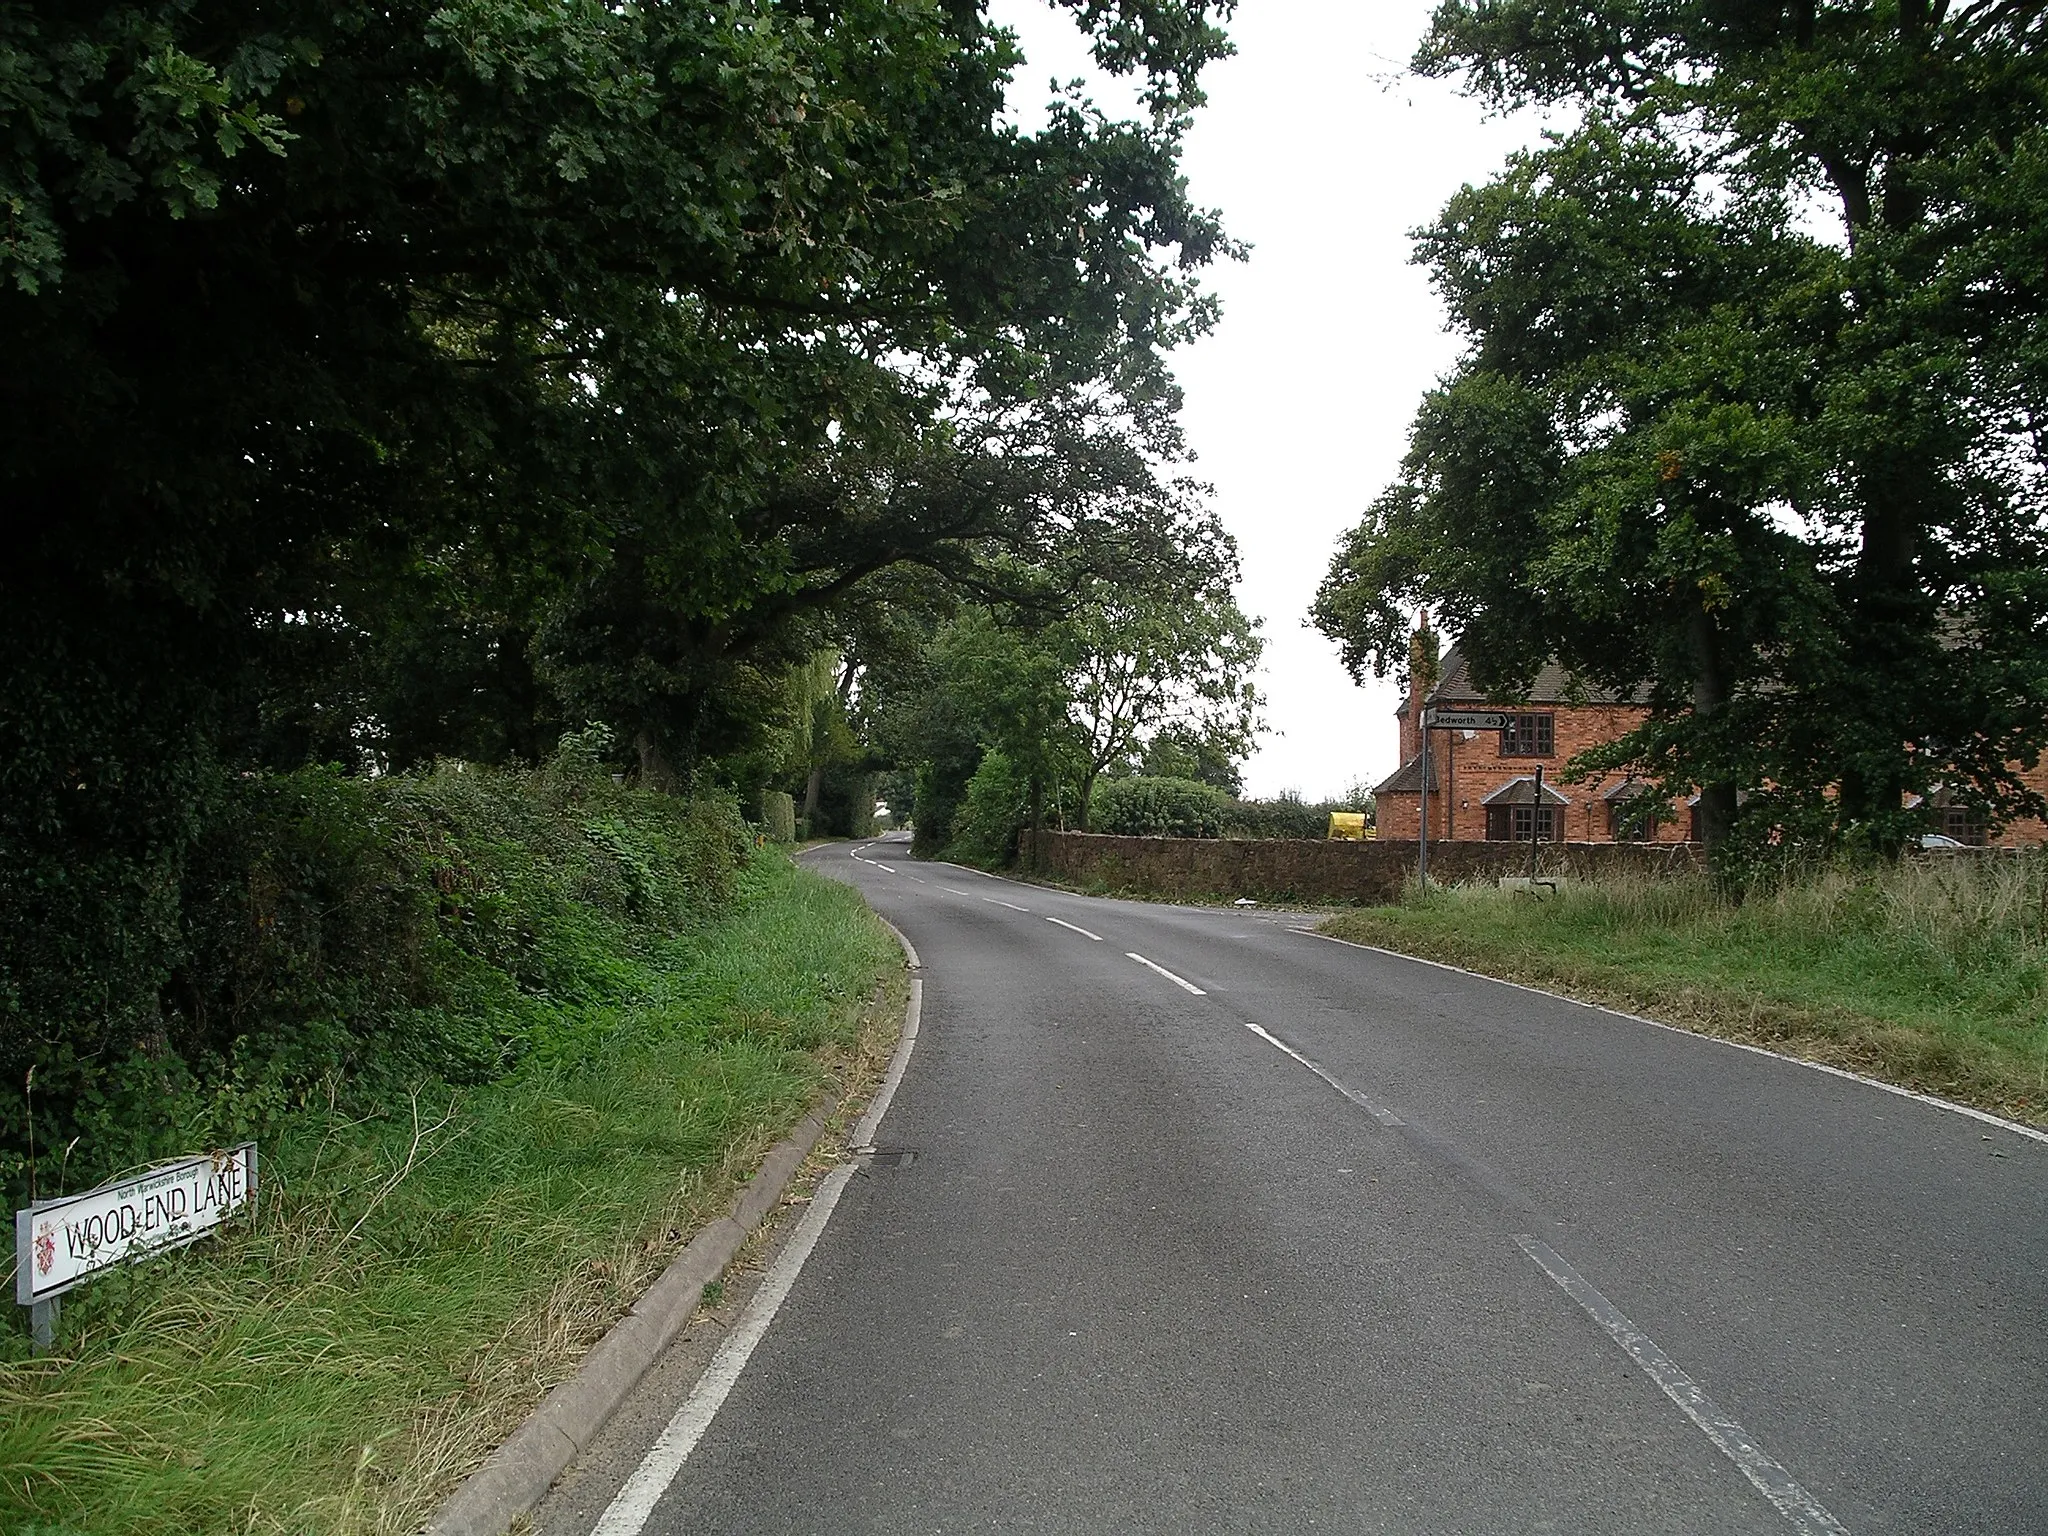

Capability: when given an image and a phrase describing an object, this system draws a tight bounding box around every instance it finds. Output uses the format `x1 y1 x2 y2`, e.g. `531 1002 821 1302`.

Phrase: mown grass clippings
1320 856 2048 1126
0 854 899 1536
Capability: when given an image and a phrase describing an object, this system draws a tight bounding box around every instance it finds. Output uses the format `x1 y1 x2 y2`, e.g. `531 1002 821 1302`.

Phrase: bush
815 763 877 839
1226 795 1329 839
760 790 796 843
0 751 751 1211
1089 775 1232 838
949 750 1029 865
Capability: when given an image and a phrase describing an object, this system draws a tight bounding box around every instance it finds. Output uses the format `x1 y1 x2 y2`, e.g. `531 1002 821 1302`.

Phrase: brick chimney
1400 611 1439 762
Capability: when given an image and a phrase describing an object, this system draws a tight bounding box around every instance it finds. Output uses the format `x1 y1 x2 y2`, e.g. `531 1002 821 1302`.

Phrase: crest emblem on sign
34 1221 56 1276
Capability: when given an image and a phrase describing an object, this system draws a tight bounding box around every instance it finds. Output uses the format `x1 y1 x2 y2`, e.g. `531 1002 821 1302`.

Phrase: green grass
0 852 900 1536
1321 856 2048 1125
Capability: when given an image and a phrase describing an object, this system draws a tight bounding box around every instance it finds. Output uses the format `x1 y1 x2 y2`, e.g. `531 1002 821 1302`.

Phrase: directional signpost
1422 710 1511 732
16 1143 256 1352
1417 709 1515 883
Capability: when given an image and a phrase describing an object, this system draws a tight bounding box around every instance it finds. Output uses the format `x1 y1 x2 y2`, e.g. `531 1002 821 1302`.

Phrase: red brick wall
2003 759 2048 847
1022 830 1700 904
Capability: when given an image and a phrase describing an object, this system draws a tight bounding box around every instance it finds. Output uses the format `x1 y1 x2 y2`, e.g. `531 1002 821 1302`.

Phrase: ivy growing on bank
2 739 751 1212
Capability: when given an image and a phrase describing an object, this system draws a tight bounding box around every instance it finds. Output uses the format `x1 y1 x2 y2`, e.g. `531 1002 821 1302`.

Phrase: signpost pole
30 1298 56 1354
1418 720 1431 887
1529 763 1545 880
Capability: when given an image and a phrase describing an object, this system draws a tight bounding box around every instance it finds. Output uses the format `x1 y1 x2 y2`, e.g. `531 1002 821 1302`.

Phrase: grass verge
0 852 900 1536
1320 858 2048 1127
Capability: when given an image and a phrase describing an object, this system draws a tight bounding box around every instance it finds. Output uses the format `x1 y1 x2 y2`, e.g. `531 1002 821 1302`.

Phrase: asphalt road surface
568 835 2048 1535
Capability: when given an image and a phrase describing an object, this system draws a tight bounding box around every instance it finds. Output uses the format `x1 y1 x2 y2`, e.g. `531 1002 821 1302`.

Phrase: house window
1940 804 1987 846
1486 804 1558 842
1608 800 1651 842
1500 714 1555 757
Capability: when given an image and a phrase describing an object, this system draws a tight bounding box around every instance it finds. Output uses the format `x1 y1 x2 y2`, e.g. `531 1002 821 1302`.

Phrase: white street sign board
16 1143 257 1305
1424 709 1513 731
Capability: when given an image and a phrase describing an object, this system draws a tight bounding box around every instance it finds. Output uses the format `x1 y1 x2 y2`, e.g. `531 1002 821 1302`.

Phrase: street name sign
1424 709 1512 731
16 1142 257 1307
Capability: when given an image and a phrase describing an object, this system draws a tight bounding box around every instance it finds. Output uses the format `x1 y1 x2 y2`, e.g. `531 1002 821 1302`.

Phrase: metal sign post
1418 727 1430 885
1417 709 1513 884
28 1295 57 1352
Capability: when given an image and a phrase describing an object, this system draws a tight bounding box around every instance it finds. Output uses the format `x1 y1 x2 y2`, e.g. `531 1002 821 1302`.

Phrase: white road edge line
590 1168 856 1536
1300 929 2048 1148
853 973 922 1145
1515 1236 1851 1536
589 976 924 1536
879 916 921 971
1126 952 1205 995
982 896 1031 912
1045 916 1103 942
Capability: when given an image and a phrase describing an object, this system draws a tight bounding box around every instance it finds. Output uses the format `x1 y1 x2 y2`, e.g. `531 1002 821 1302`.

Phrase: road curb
426 917 918 1536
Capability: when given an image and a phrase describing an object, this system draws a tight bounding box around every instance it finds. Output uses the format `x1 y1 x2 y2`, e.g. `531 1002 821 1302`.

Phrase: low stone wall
1020 831 1699 906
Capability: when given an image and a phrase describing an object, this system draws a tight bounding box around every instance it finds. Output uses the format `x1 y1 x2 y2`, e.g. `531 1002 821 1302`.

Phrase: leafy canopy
1316 0 2048 852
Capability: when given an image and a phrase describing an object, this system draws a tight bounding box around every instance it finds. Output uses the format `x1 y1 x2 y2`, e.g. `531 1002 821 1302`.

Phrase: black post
1528 763 1545 880
1418 718 1431 886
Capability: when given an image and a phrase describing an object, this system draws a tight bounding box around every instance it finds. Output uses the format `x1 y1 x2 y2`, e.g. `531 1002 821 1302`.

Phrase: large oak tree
1316 0 2048 855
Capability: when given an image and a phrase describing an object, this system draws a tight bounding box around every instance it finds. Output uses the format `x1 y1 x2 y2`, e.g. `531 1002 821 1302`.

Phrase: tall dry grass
1334 851 2048 1120
0 855 901 1536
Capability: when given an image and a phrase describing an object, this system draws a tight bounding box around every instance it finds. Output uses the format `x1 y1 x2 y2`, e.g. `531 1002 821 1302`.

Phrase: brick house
1374 645 1692 845
1372 633 2048 847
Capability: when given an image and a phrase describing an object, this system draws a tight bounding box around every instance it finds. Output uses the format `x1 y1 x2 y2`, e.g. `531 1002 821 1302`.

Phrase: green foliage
1226 794 1330 840
1089 776 1233 839
1140 724 1245 794
1081 781 1372 841
2 0 1240 1103
1064 572 1265 826
0 854 898 1532
759 791 797 845
868 550 1266 853
1316 2 2048 857
813 764 879 841
1 759 749 1211
949 750 1032 866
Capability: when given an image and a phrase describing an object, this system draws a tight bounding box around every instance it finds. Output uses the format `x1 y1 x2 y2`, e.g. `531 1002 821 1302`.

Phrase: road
557 835 2048 1535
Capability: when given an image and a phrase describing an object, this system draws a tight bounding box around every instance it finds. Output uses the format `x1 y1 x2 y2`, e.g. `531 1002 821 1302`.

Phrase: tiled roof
1426 646 1650 707
1481 776 1572 806
1372 752 1438 795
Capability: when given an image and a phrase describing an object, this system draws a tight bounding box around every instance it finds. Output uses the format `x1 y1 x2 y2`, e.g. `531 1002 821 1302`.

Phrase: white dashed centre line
1126 952 1205 995
1235 1018 1401 1128
1045 916 1103 941
982 897 1031 912
942 887 975 896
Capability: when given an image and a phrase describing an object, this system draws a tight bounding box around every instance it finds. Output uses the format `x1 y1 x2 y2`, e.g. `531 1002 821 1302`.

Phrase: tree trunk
1686 607 1738 853
1840 463 1923 852
1028 773 1045 871
800 762 824 827
636 727 681 795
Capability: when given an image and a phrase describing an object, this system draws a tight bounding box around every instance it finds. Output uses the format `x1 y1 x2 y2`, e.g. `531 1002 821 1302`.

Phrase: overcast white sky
992 1 1557 798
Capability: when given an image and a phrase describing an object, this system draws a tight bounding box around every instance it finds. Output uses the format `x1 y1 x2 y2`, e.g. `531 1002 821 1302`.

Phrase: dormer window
1500 713 1555 757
